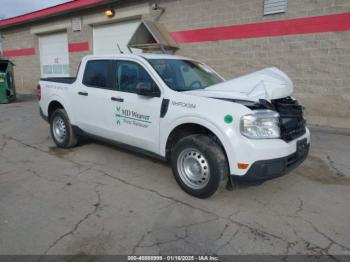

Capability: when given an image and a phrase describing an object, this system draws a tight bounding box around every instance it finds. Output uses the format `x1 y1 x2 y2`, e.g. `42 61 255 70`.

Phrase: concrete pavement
0 97 349 255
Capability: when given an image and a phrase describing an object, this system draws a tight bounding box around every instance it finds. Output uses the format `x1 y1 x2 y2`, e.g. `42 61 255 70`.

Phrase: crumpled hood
184 67 293 102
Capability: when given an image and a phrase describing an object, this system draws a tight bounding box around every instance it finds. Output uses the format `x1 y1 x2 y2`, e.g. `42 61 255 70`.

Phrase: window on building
83 60 110 88
263 0 288 15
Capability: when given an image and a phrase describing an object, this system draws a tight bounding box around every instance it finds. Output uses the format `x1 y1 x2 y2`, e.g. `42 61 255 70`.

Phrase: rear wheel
171 134 228 198
50 109 78 148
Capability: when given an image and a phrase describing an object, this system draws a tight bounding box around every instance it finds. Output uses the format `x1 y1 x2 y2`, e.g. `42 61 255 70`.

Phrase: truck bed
40 77 76 84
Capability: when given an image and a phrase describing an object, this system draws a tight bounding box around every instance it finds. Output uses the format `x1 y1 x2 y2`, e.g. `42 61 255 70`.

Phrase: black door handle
78 91 88 96
111 97 124 102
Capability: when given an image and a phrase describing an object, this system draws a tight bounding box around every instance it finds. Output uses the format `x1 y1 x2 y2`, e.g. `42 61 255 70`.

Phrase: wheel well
165 123 227 161
48 101 64 120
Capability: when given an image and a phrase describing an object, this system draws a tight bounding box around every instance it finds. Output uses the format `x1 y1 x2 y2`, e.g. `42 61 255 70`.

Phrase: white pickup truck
38 54 310 198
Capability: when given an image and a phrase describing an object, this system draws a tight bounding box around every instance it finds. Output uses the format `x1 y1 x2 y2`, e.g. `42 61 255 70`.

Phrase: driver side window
116 61 156 94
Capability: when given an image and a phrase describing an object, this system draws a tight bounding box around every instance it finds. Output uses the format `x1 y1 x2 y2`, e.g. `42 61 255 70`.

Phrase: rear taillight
36 84 41 101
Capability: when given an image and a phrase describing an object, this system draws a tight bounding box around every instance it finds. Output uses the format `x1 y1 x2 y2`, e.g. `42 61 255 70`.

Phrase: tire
50 108 78 148
170 134 228 198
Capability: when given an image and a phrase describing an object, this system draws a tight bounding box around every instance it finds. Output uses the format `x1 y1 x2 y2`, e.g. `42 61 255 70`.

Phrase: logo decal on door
115 106 151 128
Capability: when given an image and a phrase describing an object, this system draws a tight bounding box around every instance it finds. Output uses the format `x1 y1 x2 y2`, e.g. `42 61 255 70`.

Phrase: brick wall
157 0 350 128
159 0 350 31
1 27 40 94
0 21 93 92
67 23 93 76
1 0 349 128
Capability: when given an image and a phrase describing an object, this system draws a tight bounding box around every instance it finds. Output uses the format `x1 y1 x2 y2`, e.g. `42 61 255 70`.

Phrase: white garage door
39 32 69 78
93 20 141 55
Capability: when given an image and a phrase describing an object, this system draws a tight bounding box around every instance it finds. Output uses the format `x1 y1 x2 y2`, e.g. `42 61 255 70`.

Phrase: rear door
73 59 115 137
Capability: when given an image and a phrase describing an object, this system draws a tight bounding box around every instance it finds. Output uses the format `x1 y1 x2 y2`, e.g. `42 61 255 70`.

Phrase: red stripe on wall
69 42 90 53
171 12 350 43
0 0 106 28
3 48 35 57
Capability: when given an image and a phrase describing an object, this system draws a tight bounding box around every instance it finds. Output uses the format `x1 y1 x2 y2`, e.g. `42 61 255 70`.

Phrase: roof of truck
84 53 191 61
139 53 189 60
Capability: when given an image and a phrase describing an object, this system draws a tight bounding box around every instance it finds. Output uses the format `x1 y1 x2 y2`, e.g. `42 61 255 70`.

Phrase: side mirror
136 82 160 97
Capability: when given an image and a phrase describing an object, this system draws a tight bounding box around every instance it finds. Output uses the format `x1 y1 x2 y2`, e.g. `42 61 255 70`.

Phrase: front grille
271 97 306 142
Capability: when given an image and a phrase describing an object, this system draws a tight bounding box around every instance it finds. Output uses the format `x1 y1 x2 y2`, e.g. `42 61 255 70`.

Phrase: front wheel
50 108 78 148
171 134 228 198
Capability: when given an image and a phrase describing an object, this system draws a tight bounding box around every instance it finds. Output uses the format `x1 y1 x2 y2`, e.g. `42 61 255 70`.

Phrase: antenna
128 46 134 54
117 43 124 54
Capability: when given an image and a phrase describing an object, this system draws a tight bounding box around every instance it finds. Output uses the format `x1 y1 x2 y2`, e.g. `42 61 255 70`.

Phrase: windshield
148 59 223 92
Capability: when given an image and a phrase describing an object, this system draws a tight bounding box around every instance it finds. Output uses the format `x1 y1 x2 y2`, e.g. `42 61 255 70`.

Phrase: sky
0 0 71 19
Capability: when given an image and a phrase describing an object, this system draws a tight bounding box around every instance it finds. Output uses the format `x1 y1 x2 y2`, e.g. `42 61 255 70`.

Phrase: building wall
1 27 41 93
67 22 93 77
1 0 350 128
156 0 350 128
158 0 350 31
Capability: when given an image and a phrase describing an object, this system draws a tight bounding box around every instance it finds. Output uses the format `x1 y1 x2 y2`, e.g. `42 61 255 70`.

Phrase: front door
106 60 162 153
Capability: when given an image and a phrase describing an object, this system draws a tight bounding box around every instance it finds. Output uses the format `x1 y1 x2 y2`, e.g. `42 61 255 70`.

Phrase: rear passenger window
83 60 110 88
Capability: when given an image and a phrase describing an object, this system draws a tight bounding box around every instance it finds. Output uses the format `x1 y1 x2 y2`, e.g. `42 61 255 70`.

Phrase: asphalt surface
0 97 349 256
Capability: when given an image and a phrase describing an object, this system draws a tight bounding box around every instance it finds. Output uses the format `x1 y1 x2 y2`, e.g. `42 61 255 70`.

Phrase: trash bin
0 58 16 104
